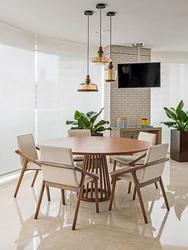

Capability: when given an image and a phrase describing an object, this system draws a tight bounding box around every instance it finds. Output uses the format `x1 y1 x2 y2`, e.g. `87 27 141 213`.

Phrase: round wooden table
42 137 150 202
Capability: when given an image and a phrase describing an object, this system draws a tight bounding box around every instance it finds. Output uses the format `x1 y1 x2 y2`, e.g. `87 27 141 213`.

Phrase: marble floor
0 160 188 250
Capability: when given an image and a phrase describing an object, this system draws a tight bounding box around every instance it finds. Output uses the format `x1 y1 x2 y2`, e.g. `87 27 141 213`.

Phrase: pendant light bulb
104 11 117 82
78 11 98 92
91 3 110 65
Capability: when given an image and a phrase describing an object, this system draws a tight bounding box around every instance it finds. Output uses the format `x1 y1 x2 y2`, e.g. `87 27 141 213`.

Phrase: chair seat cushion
116 166 142 182
111 155 145 165
26 162 41 170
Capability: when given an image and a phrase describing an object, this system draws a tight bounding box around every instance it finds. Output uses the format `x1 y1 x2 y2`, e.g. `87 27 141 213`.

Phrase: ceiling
0 0 188 51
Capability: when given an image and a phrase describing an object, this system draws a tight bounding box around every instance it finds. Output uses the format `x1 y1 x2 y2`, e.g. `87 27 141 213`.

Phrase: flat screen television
118 62 161 88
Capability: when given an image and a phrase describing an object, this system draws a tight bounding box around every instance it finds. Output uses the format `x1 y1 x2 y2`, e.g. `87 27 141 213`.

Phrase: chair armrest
15 150 39 165
111 158 169 179
75 166 99 180
128 153 146 166
36 160 99 180
110 165 143 179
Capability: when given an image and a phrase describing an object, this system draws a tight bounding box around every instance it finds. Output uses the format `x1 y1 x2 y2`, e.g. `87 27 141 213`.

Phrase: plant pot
170 130 188 162
91 133 103 137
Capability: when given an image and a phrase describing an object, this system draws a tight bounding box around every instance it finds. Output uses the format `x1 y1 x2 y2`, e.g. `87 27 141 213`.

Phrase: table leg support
82 155 111 202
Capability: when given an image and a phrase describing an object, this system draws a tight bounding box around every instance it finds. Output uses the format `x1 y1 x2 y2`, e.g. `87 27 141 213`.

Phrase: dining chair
67 129 91 162
34 145 99 230
111 132 157 194
109 143 170 224
112 132 156 171
14 134 50 200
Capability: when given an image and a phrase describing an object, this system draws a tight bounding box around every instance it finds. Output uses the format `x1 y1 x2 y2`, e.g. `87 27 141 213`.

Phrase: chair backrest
139 143 169 184
17 133 38 166
135 132 156 157
67 129 91 137
138 132 156 145
40 145 82 187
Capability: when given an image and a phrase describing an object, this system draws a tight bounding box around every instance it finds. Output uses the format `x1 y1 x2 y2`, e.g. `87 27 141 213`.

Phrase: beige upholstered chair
109 143 170 223
34 145 99 230
67 129 91 137
67 129 91 162
14 134 50 199
112 132 156 171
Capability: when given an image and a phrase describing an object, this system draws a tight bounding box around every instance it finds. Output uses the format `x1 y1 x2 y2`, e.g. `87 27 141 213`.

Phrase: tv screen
118 62 161 88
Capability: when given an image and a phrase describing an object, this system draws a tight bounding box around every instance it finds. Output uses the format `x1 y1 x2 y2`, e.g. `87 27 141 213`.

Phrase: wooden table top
41 137 151 155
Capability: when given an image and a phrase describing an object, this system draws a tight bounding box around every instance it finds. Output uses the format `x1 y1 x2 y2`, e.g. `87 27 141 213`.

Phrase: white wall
151 51 188 145
152 51 188 63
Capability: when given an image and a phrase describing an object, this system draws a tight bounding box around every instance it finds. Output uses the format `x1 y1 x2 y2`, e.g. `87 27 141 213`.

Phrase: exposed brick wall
104 45 151 130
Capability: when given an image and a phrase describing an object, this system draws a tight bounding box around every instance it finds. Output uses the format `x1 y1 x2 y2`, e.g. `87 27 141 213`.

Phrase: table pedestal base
82 155 111 202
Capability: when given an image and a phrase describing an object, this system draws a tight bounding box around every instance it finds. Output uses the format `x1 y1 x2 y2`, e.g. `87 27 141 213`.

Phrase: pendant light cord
100 8 102 47
109 15 112 58
87 14 89 76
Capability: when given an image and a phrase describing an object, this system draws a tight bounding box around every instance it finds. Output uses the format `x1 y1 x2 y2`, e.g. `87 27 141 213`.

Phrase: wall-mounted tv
118 62 161 88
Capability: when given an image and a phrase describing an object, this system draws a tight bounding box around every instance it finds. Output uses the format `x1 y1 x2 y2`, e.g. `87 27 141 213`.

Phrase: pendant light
78 11 98 92
91 3 110 65
104 11 117 82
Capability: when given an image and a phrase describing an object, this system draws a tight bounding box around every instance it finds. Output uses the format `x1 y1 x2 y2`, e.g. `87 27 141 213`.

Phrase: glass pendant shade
78 75 98 92
91 47 110 64
91 4 109 65
104 61 117 82
104 11 117 82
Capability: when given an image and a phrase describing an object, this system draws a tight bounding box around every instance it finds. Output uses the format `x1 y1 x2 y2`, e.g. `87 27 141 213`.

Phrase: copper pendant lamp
104 11 117 82
78 11 98 92
91 3 110 65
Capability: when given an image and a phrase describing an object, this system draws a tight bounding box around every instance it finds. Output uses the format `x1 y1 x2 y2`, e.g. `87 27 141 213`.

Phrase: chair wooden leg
31 170 39 187
95 180 99 213
109 178 117 211
61 189 66 205
72 185 84 230
128 182 132 194
14 163 27 198
46 186 51 202
113 160 117 171
133 175 148 224
155 182 158 189
34 181 45 219
159 177 170 211
133 186 136 200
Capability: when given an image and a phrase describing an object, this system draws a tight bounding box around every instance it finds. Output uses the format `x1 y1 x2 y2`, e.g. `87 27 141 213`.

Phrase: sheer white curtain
0 27 103 176
36 36 103 143
151 63 188 144
0 23 35 175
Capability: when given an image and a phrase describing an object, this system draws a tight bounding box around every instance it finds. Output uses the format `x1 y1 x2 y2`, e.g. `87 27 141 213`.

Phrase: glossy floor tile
0 160 188 250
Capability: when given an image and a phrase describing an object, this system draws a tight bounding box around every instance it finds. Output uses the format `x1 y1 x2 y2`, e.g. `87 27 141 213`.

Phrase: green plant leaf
161 121 176 127
94 120 109 128
70 126 80 130
170 107 176 112
90 107 104 124
164 107 177 121
86 111 97 117
74 110 85 120
66 120 78 125
79 116 90 128
77 117 85 128
93 126 106 132
176 100 184 114
178 110 188 122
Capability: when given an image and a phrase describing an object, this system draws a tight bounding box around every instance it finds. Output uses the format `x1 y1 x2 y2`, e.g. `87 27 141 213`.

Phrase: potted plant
161 100 188 162
66 108 112 136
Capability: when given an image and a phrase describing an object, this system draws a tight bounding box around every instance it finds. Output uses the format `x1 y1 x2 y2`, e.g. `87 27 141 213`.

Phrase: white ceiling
1 0 188 51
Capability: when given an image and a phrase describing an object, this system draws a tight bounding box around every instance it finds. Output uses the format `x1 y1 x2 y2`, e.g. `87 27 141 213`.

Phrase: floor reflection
0 160 188 249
